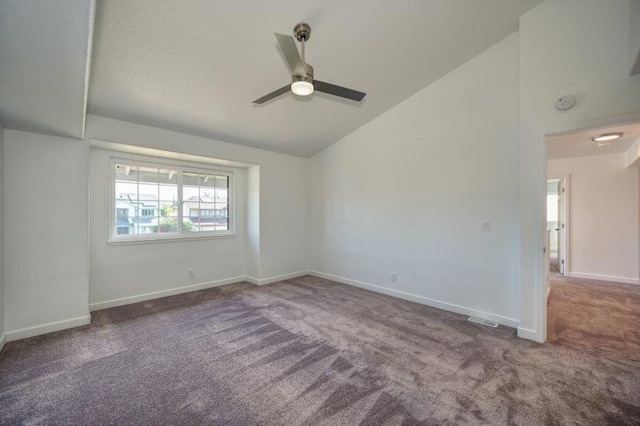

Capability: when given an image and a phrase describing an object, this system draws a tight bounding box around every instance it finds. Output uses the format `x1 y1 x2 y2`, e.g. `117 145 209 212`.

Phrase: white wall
89 149 248 308
0 116 308 340
630 0 640 75
0 124 5 349
4 129 90 340
519 0 640 341
86 115 309 303
548 153 639 284
309 33 520 326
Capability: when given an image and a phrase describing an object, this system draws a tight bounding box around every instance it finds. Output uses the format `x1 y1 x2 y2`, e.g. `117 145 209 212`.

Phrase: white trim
310 271 519 328
107 233 237 246
544 112 640 138
90 139 255 169
567 272 640 285
517 327 540 341
80 1 95 138
89 276 246 311
527 114 640 344
2 271 310 343
5 315 92 342
247 270 310 286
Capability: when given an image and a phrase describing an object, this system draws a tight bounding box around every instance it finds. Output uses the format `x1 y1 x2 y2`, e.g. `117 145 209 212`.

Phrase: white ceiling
0 0 95 139
89 0 541 157
546 122 640 160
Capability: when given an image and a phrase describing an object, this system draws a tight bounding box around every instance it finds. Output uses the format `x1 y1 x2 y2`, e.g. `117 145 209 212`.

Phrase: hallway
548 271 640 357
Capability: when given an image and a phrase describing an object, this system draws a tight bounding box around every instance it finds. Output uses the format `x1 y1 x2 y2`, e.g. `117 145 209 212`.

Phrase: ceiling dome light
291 80 314 96
591 132 623 143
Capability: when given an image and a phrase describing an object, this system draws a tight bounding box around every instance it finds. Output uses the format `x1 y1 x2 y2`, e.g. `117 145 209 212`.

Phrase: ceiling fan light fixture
291 80 314 96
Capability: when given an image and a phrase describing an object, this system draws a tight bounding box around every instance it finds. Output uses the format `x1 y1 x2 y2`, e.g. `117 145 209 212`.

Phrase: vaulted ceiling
1 0 542 156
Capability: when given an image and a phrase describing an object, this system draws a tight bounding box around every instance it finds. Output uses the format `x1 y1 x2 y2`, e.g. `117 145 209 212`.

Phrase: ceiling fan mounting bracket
294 22 311 42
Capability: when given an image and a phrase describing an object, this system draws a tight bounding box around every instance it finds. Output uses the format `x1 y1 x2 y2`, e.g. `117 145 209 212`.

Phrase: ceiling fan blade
253 84 291 105
313 80 366 102
274 33 305 75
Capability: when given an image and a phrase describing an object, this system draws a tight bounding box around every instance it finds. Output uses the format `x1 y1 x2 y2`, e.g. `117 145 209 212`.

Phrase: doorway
544 120 640 354
546 176 568 276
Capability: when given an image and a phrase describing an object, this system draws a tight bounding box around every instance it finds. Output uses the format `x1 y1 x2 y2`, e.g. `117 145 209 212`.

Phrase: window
111 158 233 242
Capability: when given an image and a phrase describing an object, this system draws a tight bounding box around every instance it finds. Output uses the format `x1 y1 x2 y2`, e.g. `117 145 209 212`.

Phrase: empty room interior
0 0 639 424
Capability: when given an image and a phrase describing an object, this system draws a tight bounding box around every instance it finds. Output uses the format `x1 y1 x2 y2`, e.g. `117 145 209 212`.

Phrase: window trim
109 156 235 244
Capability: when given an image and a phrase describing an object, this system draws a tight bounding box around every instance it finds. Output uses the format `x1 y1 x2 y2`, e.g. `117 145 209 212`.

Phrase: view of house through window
113 160 232 240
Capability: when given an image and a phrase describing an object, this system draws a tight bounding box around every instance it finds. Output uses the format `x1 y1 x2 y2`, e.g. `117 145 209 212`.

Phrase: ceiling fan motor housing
292 63 314 84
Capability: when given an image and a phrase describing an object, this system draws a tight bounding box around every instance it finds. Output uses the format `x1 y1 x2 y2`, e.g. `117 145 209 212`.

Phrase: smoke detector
555 95 576 111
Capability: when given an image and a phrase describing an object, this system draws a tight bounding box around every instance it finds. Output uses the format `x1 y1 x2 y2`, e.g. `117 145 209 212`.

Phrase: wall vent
468 317 499 328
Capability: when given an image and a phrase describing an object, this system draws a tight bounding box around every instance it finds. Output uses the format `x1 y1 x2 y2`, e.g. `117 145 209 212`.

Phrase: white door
557 179 566 275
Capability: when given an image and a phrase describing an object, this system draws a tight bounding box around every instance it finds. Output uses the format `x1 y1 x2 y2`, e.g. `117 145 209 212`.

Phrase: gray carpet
1 275 639 424
548 270 640 355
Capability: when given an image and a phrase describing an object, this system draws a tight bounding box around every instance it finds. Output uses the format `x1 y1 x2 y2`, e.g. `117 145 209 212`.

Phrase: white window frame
109 156 235 244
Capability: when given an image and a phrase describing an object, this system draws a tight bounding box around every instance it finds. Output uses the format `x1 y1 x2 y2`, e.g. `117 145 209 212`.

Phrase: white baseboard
568 271 640 285
517 326 542 342
90 271 311 312
547 285 551 301
4 271 315 344
6 315 92 343
309 270 519 328
89 275 247 311
245 276 259 285
246 270 310 286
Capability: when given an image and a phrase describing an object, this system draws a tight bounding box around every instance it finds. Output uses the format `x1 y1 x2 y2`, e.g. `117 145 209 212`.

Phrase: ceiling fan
253 23 366 105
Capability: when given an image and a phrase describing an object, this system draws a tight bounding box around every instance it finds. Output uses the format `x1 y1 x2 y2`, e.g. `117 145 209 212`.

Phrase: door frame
547 174 570 277
534 112 640 343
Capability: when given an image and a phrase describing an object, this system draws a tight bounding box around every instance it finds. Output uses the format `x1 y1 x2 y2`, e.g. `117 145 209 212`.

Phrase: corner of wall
0 123 4 351
245 165 261 279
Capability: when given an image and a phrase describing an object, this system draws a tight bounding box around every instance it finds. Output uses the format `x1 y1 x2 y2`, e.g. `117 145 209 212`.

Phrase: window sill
107 233 236 246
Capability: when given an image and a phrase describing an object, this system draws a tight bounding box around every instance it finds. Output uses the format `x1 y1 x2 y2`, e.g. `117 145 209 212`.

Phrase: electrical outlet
391 272 398 282
481 220 491 232
188 269 195 278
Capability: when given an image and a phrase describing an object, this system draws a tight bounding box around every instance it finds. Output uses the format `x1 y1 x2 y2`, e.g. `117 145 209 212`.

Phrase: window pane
114 163 178 238
114 163 230 240
180 171 230 234
115 164 138 183
214 203 229 230
182 217 197 233
115 164 138 234
182 171 202 187
158 168 177 184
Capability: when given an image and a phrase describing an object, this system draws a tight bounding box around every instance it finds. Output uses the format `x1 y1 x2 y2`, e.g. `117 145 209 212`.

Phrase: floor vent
468 317 499 328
